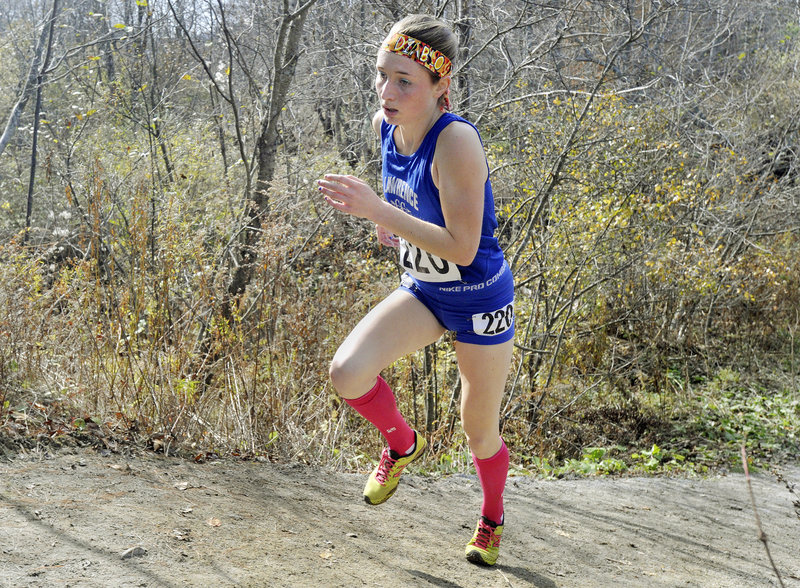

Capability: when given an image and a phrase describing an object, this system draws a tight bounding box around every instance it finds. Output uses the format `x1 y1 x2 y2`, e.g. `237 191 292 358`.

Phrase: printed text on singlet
384 175 462 282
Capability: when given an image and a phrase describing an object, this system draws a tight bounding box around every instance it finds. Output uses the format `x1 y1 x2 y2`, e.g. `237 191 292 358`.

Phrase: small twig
740 445 786 588
497 567 514 587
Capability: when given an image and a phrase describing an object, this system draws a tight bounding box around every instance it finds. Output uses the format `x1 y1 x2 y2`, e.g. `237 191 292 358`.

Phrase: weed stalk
740 444 785 588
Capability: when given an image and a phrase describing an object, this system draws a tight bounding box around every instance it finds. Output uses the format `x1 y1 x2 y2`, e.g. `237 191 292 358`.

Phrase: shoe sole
466 549 496 566
363 485 397 505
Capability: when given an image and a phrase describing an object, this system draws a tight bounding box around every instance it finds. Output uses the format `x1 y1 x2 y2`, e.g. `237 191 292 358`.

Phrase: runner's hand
318 174 385 221
376 225 399 248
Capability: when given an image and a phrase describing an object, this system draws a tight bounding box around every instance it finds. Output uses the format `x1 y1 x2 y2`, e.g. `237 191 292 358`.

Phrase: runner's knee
463 421 501 458
328 355 351 393
329 353 373 397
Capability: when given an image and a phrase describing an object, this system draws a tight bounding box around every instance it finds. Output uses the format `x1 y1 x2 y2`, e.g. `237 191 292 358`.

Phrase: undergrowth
1 103 798 477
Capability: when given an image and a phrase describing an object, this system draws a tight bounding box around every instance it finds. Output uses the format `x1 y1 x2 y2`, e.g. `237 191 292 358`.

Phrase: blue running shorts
398 262 515 345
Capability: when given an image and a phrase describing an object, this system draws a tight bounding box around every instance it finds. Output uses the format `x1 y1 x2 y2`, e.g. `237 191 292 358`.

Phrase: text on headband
380 33 453 78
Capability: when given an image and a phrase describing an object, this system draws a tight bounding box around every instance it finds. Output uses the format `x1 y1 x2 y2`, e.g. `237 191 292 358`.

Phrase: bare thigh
330 289 446 399
456 339 514 459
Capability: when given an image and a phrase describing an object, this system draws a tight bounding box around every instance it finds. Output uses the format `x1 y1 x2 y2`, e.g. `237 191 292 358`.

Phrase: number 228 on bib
472 302 514 337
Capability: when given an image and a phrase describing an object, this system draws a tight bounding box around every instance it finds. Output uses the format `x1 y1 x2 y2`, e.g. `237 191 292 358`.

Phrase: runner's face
375 49 443 125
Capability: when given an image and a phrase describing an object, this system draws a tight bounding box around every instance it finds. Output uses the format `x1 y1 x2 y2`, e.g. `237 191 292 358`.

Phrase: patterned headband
380 32 453 78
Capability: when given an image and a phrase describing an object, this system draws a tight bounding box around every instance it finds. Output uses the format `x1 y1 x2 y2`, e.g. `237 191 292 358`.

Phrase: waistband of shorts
414 260 511 294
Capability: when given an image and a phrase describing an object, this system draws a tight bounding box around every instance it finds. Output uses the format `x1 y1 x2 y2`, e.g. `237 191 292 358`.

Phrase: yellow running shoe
465 516 503 566
363 433 426 505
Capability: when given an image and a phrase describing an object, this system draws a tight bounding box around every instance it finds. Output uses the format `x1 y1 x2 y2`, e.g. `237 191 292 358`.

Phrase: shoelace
374 449 399 485
472 521 497 549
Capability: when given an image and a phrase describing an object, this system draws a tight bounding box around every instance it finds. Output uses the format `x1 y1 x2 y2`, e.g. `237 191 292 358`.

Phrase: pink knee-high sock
344 376 416 454
473 438 509 525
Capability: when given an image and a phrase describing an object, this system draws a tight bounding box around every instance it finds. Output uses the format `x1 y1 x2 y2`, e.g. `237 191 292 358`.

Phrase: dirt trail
1 445 798 587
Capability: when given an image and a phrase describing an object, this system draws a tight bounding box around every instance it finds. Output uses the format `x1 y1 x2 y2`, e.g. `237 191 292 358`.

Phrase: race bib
472 302 514 337
399 239 461 283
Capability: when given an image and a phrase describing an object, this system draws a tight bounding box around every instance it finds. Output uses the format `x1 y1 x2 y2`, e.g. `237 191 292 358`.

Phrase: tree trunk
225 1 316 308
455 0 473 118
23 0 61 242
424 343 438 433
209 86 229 180
0 2 59 158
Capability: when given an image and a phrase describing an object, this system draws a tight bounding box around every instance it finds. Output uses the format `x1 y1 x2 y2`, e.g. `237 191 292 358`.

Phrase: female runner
317 14 514 566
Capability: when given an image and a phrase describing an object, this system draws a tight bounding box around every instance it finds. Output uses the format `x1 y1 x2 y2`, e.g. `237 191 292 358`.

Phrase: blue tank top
381 113 506 287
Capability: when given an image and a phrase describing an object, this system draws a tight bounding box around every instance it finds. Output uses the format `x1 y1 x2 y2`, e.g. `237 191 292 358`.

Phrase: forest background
1 0 798 477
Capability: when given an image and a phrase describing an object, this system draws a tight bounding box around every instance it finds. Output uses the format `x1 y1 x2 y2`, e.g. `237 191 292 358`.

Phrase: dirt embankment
1 444 799 587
